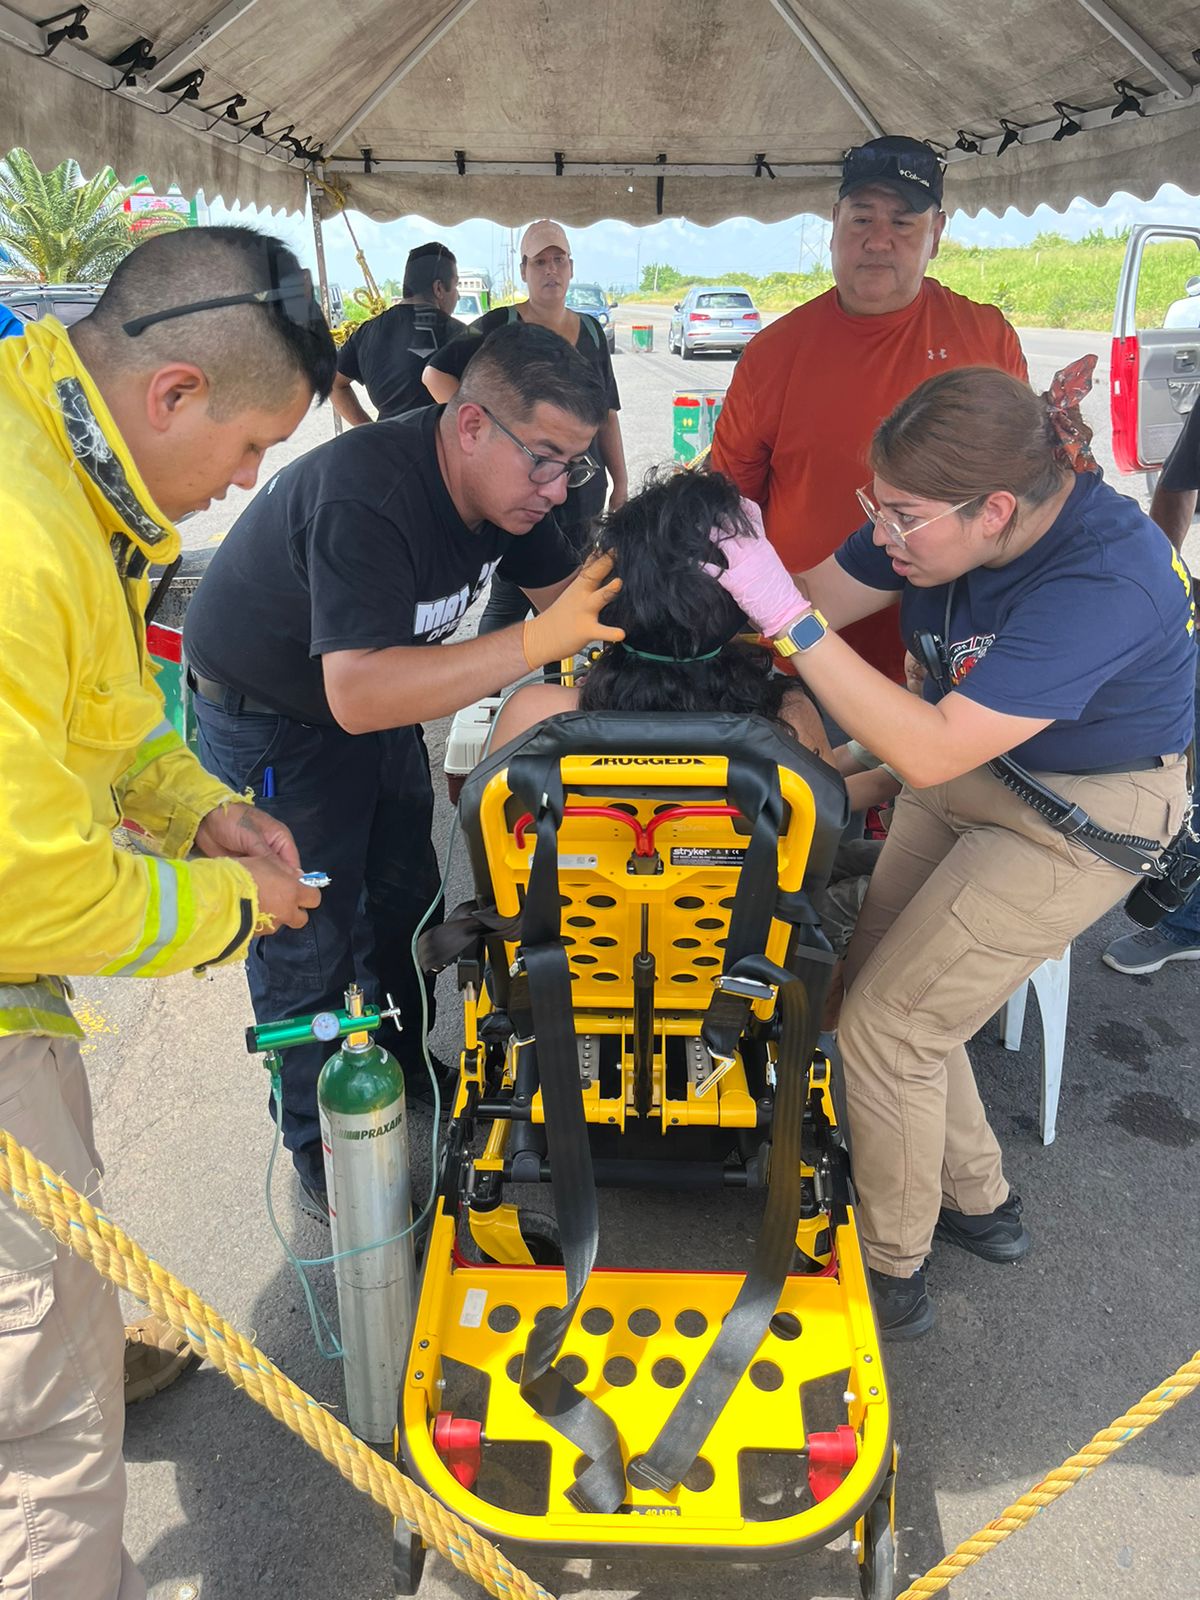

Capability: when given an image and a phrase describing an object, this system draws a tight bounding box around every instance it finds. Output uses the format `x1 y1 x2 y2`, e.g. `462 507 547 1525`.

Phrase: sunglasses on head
842 143 942 185
122 267 322 338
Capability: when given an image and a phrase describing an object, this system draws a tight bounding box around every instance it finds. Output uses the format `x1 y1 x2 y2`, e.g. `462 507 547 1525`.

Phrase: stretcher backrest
458 711 848 1011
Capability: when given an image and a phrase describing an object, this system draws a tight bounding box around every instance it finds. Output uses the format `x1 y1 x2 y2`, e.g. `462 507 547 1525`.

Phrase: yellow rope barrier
896 1348 1200 1598
5 1120 1194 1600
0 1127 556 1600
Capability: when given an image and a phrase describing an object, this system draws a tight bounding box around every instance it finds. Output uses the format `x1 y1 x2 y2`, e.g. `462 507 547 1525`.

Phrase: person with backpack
331 240 464 424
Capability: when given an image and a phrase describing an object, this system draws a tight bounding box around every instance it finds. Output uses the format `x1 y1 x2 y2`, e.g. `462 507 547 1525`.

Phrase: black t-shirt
426 305 620 529
184 406 577 725
336 303 466 419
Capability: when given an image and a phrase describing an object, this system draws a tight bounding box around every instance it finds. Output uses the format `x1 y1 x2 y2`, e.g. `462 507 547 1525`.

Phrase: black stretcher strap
698 759 784 1064
417 898 522 974
627 952 815 1495
504 753 627 1516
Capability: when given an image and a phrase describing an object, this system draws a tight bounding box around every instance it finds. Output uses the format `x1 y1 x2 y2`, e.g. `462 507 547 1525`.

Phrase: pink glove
706 498 811 638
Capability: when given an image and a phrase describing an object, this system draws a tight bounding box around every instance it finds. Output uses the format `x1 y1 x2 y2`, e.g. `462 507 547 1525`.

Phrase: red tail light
1110 334 1142 474
689 311 710 322
743 312 759 321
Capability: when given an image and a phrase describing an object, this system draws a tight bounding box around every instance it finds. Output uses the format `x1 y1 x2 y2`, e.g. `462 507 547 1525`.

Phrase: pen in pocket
262 766 276 799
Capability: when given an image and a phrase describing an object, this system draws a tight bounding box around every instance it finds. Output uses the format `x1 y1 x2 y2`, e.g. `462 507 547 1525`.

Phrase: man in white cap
424 219 627 634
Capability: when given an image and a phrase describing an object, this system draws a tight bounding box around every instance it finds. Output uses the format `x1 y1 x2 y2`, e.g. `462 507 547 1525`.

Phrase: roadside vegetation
0 148 186 282
637 230 1200 330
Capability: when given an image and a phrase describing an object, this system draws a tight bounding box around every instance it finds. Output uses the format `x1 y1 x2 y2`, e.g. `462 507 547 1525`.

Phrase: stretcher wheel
458 1208 563 1266
858 1493 895 1600
392 1521 426 1596
509 1210 562 1264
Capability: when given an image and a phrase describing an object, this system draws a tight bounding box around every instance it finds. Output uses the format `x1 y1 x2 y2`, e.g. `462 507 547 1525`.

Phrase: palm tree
0 148 184 283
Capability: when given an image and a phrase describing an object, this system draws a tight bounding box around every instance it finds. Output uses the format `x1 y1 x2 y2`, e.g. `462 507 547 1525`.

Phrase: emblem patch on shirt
414 558 502 642
948 632 995 683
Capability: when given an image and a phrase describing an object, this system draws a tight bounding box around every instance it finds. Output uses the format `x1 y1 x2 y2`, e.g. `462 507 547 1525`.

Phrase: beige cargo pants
0 1033 145 1600
838 759 1188 1278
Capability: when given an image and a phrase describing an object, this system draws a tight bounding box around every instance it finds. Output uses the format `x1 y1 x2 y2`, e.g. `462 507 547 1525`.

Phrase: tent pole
308 175 342 437
766 0 883 138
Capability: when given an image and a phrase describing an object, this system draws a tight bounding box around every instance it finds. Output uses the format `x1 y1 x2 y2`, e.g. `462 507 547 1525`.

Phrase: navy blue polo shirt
836 471 1195 771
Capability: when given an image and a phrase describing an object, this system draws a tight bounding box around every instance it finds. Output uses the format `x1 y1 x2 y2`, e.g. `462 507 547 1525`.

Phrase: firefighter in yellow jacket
0 227 335 1600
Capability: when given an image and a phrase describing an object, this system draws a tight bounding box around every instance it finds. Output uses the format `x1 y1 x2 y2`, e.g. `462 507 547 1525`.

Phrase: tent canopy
2 0 1198 226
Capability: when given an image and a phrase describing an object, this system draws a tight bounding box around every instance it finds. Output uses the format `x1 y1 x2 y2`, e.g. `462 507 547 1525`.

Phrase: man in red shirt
710 135 1028 681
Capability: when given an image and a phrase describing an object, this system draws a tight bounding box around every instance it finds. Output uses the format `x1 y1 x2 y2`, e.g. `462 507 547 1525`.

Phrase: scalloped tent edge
2 0 1198 227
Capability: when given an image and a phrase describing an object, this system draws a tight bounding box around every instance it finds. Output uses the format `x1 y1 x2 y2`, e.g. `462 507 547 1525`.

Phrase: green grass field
637 236 1200 330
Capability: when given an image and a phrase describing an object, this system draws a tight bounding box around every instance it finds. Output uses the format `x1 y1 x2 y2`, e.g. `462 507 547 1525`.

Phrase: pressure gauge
311 1010 341 1042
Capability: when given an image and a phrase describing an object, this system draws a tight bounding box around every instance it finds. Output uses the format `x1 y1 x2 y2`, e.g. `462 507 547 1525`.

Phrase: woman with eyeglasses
715 362 1194 1340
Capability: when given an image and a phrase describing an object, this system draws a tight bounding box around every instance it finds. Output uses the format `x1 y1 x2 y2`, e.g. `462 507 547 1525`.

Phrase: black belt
187 670 281 718
1052 755 1167 777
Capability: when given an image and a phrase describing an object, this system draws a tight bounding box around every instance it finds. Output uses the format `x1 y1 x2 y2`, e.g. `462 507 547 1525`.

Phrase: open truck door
1112 224 1200 475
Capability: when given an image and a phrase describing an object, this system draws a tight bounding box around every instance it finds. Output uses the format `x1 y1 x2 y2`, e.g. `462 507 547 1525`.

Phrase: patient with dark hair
493 468 828 751
492 469 890 987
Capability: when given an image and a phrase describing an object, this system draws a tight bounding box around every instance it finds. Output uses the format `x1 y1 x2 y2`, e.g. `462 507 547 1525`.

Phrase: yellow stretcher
398 710 898 1598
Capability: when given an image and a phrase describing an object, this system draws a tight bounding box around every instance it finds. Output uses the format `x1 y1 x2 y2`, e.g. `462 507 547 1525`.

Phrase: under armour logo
927 347 948 361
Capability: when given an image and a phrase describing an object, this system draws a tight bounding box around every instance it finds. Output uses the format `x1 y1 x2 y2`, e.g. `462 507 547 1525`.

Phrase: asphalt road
180 308 1162 551
71 307 1200 1600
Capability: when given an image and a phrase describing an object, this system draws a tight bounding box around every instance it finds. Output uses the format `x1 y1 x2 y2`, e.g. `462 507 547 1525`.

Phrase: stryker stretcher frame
397 711 898 1599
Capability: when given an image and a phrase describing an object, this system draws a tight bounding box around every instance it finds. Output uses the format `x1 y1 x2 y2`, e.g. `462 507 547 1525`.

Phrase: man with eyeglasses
423 219 627 635
0 225 336 1600
710 134 1027 685
184 321 621 1219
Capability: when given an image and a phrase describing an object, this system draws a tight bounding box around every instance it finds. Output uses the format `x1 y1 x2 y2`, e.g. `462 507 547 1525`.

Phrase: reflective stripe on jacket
0 319 261 1038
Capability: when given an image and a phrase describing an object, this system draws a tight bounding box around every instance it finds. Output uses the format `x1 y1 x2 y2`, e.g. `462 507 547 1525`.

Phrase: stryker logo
588 756 703 766
335 1111 404 1140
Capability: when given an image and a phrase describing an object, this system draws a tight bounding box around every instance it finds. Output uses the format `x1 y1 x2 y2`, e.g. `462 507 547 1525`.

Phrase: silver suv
668 286 761 359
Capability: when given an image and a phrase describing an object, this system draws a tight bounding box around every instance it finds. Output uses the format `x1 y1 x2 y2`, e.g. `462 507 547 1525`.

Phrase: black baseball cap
839 136 944 213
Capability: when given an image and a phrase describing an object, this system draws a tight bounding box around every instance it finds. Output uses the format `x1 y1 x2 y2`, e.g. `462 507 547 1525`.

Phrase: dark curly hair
578 469 790 721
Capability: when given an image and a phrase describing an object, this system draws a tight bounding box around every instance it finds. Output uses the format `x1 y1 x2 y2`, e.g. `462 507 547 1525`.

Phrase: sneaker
297 1174 330 1225
868 1265 934 1341
124 1315 197 1403
1102 926 1200 975
935 1192 1030 1263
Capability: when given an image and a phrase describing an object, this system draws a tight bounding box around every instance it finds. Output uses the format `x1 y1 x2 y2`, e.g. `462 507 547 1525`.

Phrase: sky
206 182 1200 298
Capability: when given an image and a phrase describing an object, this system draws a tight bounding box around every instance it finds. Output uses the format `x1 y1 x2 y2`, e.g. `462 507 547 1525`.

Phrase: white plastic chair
996 945 1072 1145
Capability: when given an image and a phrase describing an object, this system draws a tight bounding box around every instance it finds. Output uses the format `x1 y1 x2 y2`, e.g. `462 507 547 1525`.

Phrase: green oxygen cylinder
317 984 417 1444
